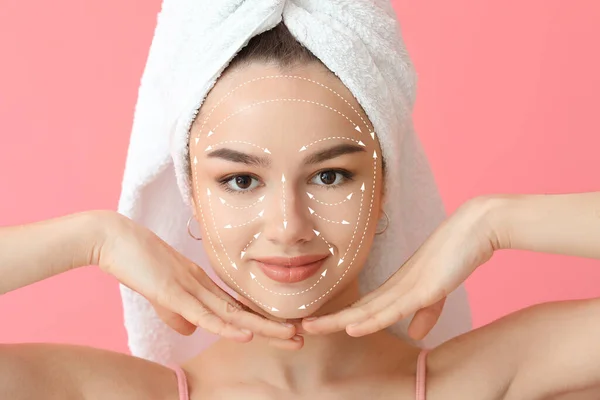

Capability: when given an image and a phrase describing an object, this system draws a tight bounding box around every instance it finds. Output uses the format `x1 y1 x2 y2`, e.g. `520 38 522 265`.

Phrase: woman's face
189 62 384 319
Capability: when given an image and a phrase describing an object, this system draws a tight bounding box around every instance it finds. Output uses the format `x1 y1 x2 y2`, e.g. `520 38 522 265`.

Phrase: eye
220 174 262 193
310 169 354 187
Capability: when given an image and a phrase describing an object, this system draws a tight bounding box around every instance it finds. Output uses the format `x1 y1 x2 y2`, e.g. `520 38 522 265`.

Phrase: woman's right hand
94 211 297 346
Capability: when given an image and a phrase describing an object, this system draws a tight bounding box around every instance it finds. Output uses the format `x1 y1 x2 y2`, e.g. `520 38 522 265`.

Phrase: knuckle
393 309 405 321
224 301 243 315
374 315 388 331
357 305 374 320
195 306 213 325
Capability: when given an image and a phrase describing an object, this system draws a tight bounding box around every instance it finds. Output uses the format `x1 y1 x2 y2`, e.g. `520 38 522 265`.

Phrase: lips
253 254 329 284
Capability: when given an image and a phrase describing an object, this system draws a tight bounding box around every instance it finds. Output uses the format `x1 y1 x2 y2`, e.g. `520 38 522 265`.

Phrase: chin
233 288 329 320
225 267 357 319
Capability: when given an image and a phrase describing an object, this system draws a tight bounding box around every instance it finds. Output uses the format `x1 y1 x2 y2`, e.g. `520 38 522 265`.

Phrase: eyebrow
206 148 271 167
205 143 366 167
303 143 366 165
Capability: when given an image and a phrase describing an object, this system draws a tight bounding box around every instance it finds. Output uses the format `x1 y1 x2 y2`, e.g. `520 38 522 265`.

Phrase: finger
262 334 304 351
158 287 252 341
407 297 446 341
302 288 401 334
188 281 296 340
302 269 419 335
186 267 296 339
350 265 414 308
346 289 445 337
189 265 244 309
152 301 197 336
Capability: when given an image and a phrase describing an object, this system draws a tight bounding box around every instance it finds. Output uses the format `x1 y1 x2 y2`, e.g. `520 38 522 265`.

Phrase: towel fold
118 0 472 365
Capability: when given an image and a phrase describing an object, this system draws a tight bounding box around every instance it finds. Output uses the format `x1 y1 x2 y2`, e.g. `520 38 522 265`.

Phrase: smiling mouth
253 254 330 284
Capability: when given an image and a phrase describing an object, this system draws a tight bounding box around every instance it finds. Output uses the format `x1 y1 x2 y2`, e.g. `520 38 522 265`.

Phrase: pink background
0 1 598 354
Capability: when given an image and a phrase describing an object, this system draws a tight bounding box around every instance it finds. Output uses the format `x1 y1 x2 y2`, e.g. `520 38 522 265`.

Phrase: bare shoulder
423 303 541 400
426 298 600 400
0 342 180 400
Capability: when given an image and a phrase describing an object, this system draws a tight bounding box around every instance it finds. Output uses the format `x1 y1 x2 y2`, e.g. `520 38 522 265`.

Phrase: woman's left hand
302 196 505 340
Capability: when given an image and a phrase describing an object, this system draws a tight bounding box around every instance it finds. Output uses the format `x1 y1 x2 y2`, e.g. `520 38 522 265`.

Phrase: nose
262 174 315 246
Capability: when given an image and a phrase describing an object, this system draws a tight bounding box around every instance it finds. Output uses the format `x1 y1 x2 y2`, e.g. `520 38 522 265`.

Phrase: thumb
407 297 446 341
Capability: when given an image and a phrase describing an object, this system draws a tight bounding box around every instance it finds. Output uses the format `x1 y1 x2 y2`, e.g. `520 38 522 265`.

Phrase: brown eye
319 171 336 185
235 175 252 189
222 174 261 192
310 169 354 188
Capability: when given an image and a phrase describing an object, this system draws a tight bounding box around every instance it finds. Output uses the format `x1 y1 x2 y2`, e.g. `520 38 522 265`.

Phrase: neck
195 281 418 391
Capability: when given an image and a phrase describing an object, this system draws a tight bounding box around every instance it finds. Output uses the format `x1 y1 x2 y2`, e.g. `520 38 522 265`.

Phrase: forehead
192 63 373 148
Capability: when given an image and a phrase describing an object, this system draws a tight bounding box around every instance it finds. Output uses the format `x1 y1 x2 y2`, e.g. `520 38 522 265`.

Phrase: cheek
315 183 380 250
193 188 263 289
197 193 259 249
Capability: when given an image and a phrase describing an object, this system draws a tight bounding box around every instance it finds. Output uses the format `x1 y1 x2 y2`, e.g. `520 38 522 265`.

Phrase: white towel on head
117 0 472 365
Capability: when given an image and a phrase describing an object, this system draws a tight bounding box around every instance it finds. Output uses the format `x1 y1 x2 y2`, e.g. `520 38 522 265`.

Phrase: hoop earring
187 215 202 241
375 210 389 235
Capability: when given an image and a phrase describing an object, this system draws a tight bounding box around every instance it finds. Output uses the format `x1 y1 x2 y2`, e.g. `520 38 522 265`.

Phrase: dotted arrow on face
219 195 265 209
306 191 354 206
282 174 287 229
224 210 264 229
308 207 350 225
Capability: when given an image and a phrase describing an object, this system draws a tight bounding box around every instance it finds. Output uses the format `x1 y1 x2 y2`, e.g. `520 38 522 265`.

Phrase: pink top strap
415 348 429 400
169 363 190 400
169 350 429 400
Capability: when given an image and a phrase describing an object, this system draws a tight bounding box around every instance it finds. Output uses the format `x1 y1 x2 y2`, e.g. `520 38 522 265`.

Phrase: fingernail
292 335 302 341
304 317 317 321
347 323 358 328
241 329 252 335
281 322 294 328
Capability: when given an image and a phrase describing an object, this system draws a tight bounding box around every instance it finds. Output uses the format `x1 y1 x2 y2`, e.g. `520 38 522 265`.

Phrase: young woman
1 23 599 400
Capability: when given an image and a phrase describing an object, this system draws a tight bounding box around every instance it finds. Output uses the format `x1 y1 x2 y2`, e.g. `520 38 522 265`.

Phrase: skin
182 62 425 396
3 197 600 399
1 61 600 398
188 61 384 325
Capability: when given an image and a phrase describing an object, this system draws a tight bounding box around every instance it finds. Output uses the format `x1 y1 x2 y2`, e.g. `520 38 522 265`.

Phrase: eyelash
217 169 355 194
